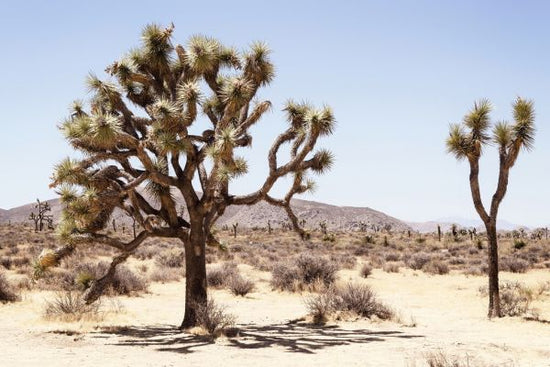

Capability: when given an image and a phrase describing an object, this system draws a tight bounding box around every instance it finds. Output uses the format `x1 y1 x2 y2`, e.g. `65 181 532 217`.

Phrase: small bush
295 254 338 286
306 283 393 322
228 275 254 296
499 281 533 316
271 254 338 292
150 268 182 283
424 260 450 275
384 252 400 262
513 239 527 250
407 253 431 270
207 262 238 288
108 265 149 296
155 249 184 268
330 254 357 270
383 262 400 273
360 264 372 278
194 299 236 337
501 258 530 273
0 272 20 303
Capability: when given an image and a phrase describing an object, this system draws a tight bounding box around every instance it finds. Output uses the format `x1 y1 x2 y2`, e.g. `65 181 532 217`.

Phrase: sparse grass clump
43 291 101 321
306 283 393 323
0 272 20 303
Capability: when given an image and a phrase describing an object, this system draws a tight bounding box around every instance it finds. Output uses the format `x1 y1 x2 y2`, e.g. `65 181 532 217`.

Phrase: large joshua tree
446 98 535 317
44 24 335 328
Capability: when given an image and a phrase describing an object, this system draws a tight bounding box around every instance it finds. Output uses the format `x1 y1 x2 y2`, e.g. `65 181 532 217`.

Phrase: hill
0 196 411 232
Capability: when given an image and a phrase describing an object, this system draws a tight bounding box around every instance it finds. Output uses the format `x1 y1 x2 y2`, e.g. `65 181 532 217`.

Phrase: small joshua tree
28 199 53 232
446 98 535 318
43 24 334 328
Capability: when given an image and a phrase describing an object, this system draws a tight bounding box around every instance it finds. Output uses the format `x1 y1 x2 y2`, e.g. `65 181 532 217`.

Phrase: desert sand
2 265 549 367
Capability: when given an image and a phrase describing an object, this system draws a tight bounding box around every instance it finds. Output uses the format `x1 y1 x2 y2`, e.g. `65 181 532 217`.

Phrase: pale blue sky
1 0 548 226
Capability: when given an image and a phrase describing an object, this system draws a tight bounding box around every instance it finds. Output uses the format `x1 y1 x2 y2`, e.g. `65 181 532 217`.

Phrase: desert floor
2 265 549 367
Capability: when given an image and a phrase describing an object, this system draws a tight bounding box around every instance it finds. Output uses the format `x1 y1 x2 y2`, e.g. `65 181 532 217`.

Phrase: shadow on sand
91 322 423 354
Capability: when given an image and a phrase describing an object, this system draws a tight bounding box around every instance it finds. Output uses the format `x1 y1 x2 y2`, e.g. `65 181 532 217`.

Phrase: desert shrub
73 262 148 296
155 249 184 268
424 260 450 275
0 272 20 303
383 262 400 273
43 291 101 321
134 246 159 260
384 252 400 262
295 254 338 285
363 235 375 245
0 257 12 269
270 262 298 291
478 281 533 317
415 237 426 244
330 254 357 269
499 281 533 316
360 263 372 278
194 299 236 337
513 239 527 250
322 233 336 242
463 266 484 276
423 350 471 367
108 265 149 295
501 258 530 273
149 267 182 283
228 275 254 296
407 252 431 270
207 262 238 288
306 283 393 322
271 254 338 292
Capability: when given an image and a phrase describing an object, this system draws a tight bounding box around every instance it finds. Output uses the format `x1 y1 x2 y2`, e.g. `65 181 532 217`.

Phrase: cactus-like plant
45 24 335 328
446 98 535 318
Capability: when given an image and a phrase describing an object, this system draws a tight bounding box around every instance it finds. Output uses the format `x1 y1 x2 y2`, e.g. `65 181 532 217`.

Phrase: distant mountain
0 196 412 232
407 216 528 233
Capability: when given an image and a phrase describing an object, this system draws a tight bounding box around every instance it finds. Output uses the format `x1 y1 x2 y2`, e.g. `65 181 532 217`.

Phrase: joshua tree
28 199 53 232
232 222 238 239
437 224 441 242
42 24 334 328
446 98 535 317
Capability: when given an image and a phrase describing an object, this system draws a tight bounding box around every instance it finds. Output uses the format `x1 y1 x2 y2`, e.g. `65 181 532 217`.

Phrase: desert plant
228 274 254 296
360 263 372 278
28 199 54 232
424 260 450 275
155 248 185 268
0 272 20 303
513 239 527 250
207 262 238 288
306 283 393 322
383 262 400 273
446 97 535 317
271 254 338 292
194 299 236 336
43 23 335 328
43 291 101 321
407 252 431 270
501 258 529 273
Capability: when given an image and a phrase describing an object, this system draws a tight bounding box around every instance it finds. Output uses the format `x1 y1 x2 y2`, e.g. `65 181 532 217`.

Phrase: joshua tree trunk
485 221 501 317
180 219 207 329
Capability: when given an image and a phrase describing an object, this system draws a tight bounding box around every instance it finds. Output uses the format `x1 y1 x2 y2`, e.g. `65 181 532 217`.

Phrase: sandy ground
1 266 549 367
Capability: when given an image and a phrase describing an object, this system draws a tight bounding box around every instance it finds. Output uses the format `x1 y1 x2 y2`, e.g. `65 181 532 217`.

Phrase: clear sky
1 0 548 227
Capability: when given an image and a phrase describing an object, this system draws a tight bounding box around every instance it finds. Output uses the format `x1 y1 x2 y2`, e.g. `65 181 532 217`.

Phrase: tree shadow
91 322 423 354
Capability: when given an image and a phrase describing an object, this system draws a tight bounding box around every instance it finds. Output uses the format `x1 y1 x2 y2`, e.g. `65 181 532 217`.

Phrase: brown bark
180 219 207 329
485 222 501 317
